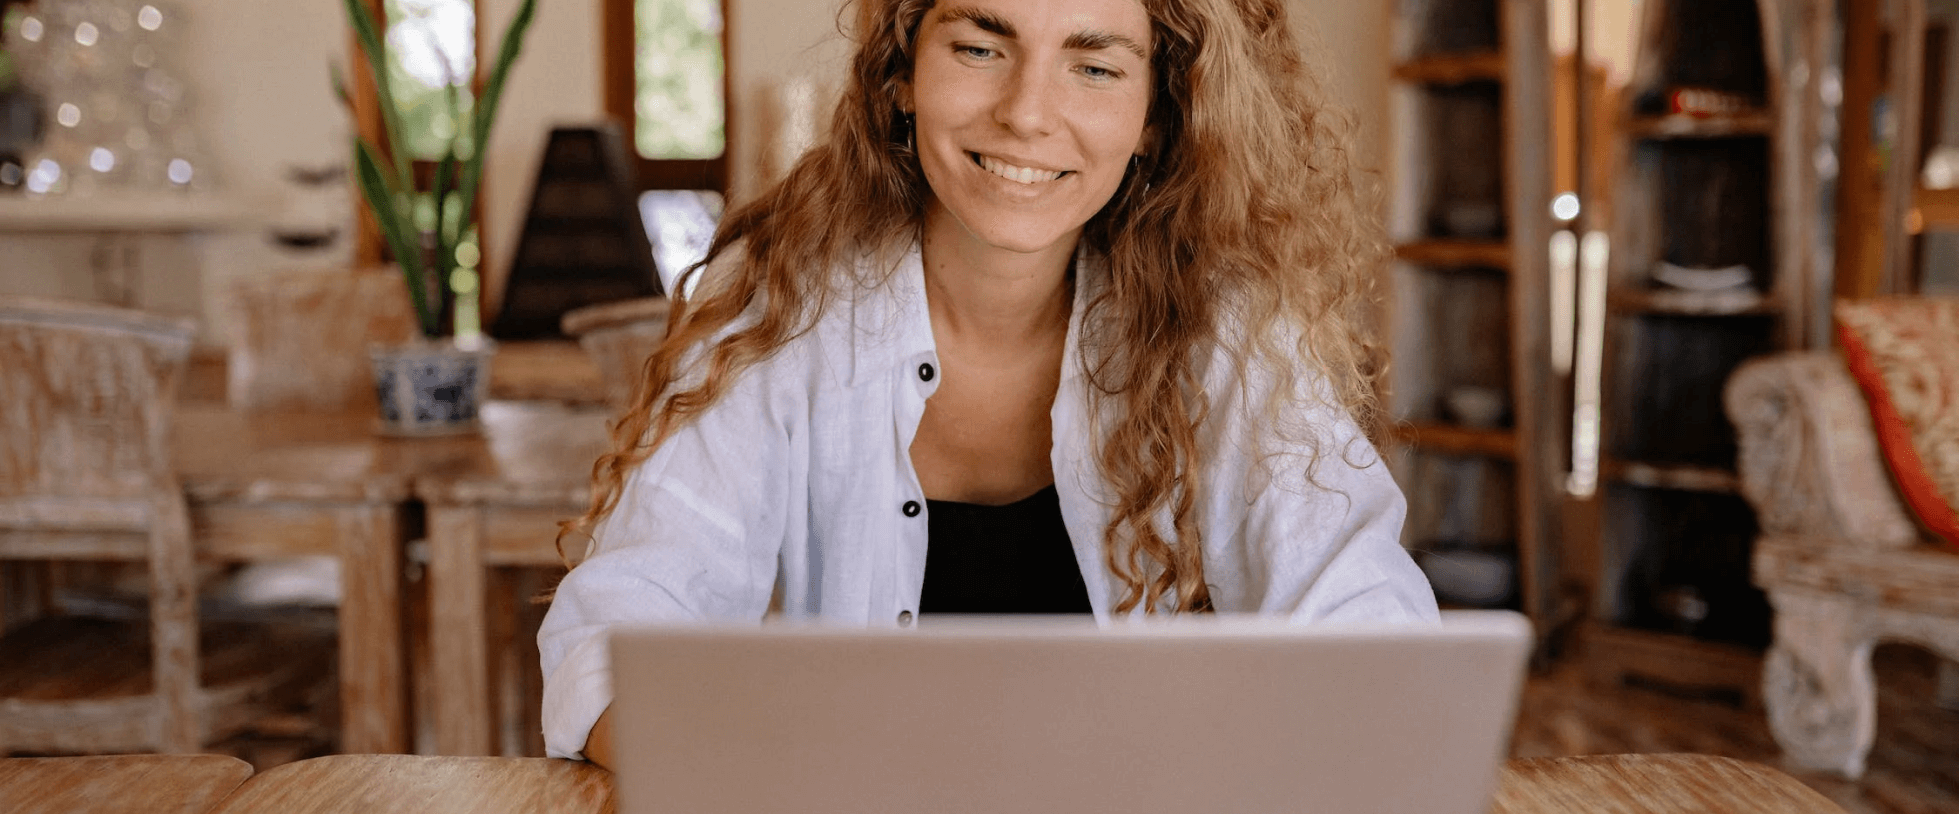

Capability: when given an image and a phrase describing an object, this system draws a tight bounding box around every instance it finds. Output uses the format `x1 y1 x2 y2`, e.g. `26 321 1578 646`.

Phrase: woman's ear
1134 124 1156 157
896 80 914 116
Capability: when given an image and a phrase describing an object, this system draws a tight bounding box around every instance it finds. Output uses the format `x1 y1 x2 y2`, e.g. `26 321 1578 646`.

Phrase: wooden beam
348 0 391 268
1833 0 1884 300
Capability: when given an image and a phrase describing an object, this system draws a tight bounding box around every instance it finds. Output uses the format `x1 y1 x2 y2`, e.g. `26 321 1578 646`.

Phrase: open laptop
609 611 1531 814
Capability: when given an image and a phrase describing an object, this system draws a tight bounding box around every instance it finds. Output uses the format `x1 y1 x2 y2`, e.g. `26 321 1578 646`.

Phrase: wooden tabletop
204 755 612 814
34 752 1825 814
0 755 254 814
411 400 611 505
1492 754 1846 813
170 401 609 505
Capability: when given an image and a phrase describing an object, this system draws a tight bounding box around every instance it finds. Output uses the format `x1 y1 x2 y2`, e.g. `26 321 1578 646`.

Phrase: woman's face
906 0 1154 262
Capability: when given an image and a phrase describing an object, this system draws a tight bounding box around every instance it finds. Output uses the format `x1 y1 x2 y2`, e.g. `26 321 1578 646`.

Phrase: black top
919 484 1092 614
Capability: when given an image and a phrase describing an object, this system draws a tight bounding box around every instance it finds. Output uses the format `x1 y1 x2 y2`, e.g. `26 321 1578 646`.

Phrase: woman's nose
994 65 1058 137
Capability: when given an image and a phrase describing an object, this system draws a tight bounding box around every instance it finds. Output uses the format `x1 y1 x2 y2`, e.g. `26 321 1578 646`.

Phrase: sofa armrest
1725 351 1919 549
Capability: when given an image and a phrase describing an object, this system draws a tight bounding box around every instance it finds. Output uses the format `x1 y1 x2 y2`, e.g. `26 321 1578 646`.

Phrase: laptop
609 611 1531 814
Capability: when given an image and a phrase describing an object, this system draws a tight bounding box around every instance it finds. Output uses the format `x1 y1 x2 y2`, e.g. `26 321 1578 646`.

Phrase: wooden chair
559 296 670 410
226 268 416 413
0 296 204 752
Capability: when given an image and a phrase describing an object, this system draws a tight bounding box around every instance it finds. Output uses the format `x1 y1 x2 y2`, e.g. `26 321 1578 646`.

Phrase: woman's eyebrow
937 6 1017 38
1064 30 1147 61
935 6 1149 62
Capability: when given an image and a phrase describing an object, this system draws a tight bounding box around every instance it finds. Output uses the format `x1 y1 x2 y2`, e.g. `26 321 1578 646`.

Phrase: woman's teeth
976 154 1065 184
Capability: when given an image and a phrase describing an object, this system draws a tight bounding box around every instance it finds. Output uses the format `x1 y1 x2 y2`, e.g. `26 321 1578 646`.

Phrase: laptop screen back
609 611 1530 814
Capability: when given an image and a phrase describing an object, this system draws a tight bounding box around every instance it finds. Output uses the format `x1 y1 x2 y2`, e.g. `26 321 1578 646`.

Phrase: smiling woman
906 0 1154 261
539 0 1438 768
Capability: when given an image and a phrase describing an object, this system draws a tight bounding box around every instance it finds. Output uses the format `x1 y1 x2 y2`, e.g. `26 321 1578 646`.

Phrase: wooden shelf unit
1393 51 1508 85
1384 0 1558 630
1392 422 1519 460
1627 112 1777 140
1574 0 1825 695
1605 286 1781 316
1601 461 1741 495
1394 238 1515 268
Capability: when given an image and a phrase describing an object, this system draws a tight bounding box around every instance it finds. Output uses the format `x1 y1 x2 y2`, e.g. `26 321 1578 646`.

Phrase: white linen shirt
538 243 1439 759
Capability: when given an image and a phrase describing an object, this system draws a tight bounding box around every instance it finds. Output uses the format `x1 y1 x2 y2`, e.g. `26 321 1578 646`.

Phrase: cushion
1836 298 1959 550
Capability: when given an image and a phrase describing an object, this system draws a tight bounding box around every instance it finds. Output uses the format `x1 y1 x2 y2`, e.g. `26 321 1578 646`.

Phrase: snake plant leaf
343 0 413 191
356 140 439 337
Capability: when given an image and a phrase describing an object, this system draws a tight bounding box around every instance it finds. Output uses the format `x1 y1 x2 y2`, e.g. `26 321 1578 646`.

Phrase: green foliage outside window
636 0 724 160
385 0 475 162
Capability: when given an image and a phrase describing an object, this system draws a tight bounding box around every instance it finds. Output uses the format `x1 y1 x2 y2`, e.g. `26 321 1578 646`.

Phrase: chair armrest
1725 351 1919 549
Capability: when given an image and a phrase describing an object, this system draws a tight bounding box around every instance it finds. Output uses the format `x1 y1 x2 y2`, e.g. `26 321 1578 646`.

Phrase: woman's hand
583 706 616 770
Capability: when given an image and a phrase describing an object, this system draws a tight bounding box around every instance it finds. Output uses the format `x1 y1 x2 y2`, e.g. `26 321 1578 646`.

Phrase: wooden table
1492 754 1847 813
0 754 253 814
205 755 612 814
173 405 555 753
414 401 611 755
168 752 1840 814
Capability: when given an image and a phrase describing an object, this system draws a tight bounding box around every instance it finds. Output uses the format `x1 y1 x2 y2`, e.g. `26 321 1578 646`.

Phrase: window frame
600 0 731 193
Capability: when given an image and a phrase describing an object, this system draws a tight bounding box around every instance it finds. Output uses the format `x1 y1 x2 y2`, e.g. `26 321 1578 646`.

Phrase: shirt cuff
541 633 614 760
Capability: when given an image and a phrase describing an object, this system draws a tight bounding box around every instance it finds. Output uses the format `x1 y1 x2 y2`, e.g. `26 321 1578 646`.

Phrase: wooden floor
1511 643 1959 814
49 630 1959 814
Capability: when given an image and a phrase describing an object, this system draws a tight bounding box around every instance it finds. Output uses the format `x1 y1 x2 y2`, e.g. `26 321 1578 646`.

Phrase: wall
0 0 1387 340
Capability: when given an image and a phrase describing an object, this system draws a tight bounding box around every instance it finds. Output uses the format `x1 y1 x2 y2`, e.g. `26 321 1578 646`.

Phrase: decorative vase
368 338 495 436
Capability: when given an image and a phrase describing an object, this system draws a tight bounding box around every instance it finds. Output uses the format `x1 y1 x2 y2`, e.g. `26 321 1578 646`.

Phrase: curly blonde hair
559 0 1387 614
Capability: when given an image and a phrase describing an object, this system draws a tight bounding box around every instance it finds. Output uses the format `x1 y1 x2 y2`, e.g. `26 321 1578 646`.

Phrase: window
602 0 729 192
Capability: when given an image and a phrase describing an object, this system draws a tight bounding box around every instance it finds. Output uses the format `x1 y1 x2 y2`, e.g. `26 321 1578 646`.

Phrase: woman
540 0 1438 765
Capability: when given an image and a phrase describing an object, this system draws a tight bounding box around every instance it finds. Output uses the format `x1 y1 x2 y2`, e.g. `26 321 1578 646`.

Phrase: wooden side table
174 407 427 754
0 755 253 814
416 401 610 755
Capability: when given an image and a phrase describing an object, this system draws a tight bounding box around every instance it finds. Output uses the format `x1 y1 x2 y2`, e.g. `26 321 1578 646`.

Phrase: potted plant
340 0 535 434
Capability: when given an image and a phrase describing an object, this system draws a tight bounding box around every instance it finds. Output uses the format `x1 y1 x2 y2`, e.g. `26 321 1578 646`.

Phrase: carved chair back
0 295 204 752
560 296 670 410
226 268 417 413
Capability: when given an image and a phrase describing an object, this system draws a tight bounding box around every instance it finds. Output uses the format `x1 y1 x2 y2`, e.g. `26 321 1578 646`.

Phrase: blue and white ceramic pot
368 338 495 436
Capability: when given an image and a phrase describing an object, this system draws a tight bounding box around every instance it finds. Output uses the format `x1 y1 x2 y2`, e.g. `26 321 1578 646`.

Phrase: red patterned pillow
1836 298 1959 550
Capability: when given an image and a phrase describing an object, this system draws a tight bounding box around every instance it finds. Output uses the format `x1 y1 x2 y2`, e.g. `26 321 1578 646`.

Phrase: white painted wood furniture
1726 350 1959 778
0 296 206 752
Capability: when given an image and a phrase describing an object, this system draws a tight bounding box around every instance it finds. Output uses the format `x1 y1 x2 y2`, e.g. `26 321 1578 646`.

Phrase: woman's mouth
971 152 1069 184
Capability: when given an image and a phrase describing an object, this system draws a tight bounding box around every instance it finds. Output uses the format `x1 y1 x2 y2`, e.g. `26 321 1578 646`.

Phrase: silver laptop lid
610 611 1530 814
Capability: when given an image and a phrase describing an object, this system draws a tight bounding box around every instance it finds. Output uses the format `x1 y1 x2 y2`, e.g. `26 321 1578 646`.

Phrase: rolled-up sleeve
538 358 795 759
1197 338 1439 623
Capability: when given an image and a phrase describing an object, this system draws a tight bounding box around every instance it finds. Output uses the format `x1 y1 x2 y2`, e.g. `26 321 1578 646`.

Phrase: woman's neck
919 224 1076 351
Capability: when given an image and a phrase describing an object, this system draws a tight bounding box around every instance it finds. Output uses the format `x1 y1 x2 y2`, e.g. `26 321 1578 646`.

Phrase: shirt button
898 610 914 627
918 362 935 382
902 500 921 517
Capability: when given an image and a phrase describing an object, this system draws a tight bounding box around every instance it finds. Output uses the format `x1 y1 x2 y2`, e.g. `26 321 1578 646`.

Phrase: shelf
1391 421 1516 459
1580 623 1764 709
1910 187 1959 234
1603 460 1740 494
1606 286 1780 316
1394 239 1511 269
1628 112 1775 140
1392 51 1505 85
0 192 258 233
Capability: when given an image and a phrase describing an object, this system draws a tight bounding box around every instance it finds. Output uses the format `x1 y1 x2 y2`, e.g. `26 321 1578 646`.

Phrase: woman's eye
956 45 996 60
1079 64 1120 80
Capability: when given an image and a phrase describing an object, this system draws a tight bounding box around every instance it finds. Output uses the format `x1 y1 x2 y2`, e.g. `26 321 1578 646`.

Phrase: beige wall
1 0 1387 337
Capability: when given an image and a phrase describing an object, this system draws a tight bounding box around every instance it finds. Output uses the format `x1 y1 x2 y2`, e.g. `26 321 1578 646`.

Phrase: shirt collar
845 239 1100 388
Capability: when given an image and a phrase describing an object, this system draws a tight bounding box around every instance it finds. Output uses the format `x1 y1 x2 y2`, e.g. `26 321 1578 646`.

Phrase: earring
904 113 915 154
